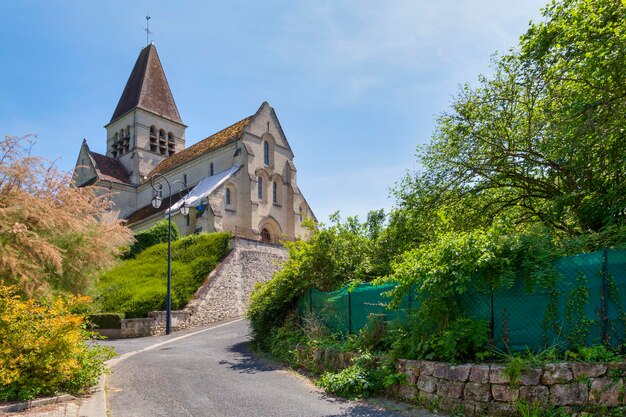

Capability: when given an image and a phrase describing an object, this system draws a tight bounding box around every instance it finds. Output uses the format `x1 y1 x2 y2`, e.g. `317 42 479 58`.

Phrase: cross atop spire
144 14 152 46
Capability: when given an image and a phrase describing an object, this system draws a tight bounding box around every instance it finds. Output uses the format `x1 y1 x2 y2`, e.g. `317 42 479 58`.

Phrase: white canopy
166 164 241 215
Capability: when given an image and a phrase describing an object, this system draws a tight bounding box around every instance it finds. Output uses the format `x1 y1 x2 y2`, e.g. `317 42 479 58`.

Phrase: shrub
317 363 373 400
126 220 181 258
96 232 230 318
248 214 385 348
87 312 124 329
316 352 401 400
0 286 114 401
390 316 490 362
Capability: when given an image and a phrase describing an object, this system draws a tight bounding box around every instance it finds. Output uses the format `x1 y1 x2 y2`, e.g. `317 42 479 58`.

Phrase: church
73 43 315 243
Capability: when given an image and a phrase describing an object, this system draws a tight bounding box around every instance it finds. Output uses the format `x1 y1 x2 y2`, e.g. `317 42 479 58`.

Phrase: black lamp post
150 173 189 335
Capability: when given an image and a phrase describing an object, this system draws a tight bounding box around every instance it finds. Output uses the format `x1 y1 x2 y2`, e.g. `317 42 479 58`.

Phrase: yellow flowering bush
0 286 114 401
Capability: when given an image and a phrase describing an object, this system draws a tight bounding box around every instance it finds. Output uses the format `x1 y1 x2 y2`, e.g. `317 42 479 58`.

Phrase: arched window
272 181 278 204
257 176 263 199
149 126 158 152
210 162 214 176
224 184 237 210
158 130 166 155
124 126 130 153
299 206 304 222
263 141 269 165
167 132 175 156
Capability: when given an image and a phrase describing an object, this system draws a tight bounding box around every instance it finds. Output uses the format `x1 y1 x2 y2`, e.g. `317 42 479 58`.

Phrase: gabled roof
146 115 253 179
89 150 131 185
110 44 183 125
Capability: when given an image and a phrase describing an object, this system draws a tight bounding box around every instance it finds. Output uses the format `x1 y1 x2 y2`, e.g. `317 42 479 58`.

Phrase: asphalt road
102 319 439 417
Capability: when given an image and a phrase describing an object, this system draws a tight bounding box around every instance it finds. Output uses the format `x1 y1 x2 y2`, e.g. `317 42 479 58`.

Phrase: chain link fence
297 250 626 350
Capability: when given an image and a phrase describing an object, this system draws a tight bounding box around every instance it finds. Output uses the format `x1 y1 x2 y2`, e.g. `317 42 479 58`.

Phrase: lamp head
151 190 162 209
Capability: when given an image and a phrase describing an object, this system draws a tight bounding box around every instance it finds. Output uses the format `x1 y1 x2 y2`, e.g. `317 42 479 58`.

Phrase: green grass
96 232 230 318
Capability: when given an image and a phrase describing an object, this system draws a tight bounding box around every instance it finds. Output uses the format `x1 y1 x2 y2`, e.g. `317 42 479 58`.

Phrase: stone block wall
394 359 626 416
120 310 191 338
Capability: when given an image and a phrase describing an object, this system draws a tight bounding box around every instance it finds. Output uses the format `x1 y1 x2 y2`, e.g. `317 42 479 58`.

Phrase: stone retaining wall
120 310 191 338
110 237 287 338
394 359 626 416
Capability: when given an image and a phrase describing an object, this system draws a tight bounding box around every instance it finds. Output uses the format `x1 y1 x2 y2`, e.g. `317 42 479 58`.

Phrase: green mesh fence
297 282 412 335
297 250 626 350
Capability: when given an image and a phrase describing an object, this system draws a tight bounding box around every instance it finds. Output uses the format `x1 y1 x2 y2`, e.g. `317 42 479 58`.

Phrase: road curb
77 373 107 417
0 394 75 413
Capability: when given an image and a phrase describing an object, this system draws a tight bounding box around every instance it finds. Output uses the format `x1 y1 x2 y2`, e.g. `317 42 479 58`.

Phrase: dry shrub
0 134 133 295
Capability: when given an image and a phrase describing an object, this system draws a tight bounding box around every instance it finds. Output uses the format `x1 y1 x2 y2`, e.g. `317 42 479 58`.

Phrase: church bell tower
104 43 186 184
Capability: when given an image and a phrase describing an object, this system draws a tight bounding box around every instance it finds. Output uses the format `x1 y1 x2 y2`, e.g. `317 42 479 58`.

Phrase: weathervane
144 14 153 46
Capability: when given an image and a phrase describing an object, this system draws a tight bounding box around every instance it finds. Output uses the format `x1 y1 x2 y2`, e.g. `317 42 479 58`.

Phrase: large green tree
395 0 626 244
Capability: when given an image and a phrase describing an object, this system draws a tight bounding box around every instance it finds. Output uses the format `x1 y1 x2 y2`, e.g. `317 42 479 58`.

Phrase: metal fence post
408 285 412 310
347 290 352 334
490 287 495 344
601 249 609 345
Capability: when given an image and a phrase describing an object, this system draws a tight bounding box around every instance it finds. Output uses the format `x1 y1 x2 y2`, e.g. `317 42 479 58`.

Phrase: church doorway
258 217 281 244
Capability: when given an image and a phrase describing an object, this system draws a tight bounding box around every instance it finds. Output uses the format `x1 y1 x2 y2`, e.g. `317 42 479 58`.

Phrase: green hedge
87 313 124 329
126 220 181 258
96 232 230 318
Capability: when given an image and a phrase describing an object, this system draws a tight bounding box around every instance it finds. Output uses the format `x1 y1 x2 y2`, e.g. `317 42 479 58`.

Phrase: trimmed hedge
88 313 124 329
126 220 181 258
97 232 231 318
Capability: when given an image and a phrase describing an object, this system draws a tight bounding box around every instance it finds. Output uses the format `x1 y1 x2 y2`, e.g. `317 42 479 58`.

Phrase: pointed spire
110 44 183 124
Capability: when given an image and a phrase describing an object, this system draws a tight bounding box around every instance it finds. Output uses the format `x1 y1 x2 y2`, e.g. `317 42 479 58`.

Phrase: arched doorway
258 217 282 244
261 228 272 243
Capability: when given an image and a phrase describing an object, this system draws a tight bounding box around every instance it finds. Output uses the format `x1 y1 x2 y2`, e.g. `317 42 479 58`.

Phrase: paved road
102 319 439 417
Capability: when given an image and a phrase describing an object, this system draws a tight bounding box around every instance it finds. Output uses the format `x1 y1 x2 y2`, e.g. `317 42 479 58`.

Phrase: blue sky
0 0 546 223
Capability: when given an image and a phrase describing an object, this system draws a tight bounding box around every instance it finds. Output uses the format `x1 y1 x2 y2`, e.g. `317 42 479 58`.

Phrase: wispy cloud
272 0 545 104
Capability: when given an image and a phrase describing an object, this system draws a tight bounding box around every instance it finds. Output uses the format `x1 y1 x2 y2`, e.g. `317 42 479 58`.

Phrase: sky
0 0 547 224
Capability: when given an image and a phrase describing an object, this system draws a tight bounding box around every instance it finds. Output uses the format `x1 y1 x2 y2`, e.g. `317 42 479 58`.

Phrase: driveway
102 319 440 417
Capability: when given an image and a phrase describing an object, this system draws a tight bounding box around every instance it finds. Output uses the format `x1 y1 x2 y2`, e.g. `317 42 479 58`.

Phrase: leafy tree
0 135 133 295
248 213 392 345
395 0 626 242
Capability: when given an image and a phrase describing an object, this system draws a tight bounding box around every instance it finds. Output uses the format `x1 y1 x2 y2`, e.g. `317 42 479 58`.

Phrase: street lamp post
150 173 189 335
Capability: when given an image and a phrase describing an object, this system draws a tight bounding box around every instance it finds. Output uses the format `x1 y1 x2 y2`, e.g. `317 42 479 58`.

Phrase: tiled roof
89 151 131 185
110 44 183 124
146 115 253 179
125 189 188 225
